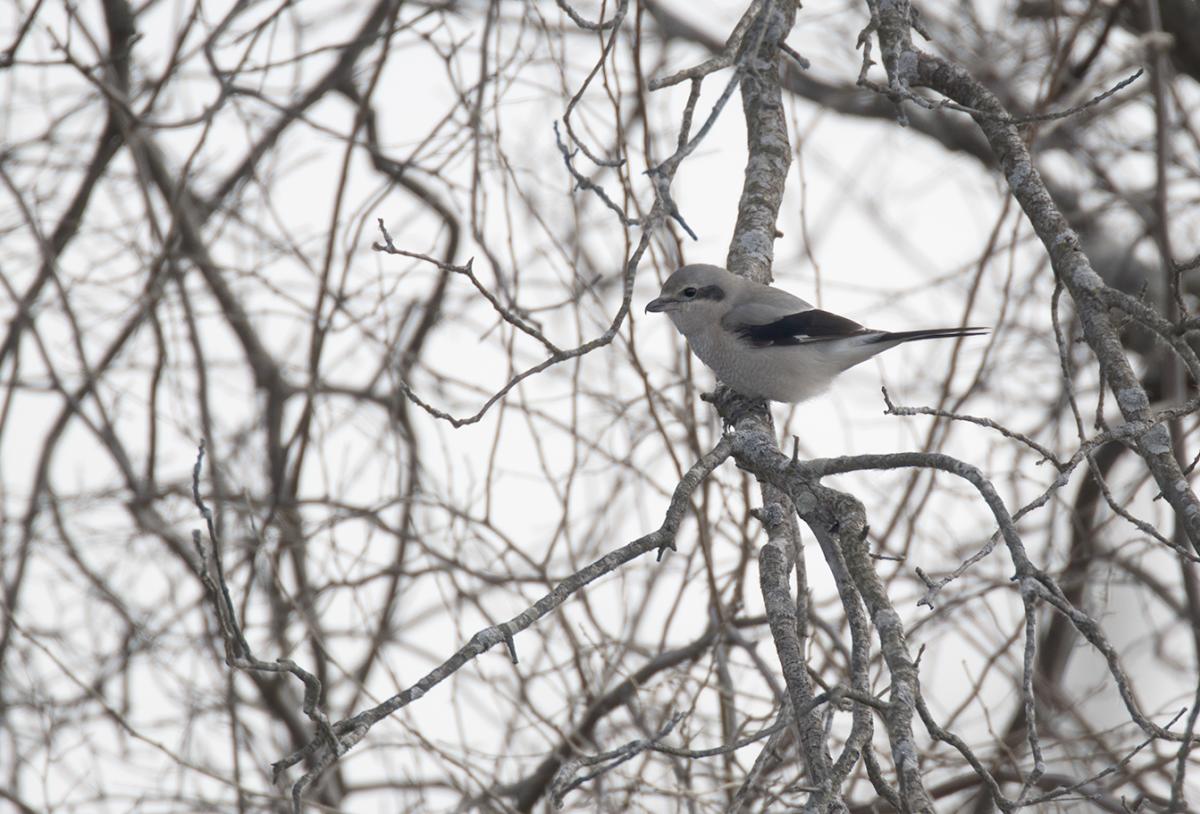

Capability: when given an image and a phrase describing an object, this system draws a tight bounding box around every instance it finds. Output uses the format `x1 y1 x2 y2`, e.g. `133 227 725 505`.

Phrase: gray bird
645 264 987 403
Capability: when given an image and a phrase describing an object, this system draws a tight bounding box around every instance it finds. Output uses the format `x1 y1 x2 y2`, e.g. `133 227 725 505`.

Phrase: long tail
872 327 990 344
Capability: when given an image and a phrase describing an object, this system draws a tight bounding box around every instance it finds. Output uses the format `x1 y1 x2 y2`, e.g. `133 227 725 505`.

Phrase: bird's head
645 264 733 334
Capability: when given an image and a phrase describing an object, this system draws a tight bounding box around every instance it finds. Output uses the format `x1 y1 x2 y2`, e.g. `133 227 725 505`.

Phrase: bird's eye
682 287 698 298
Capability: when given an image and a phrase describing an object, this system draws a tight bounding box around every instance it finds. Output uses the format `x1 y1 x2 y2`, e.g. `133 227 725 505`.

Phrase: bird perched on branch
645 264 987 403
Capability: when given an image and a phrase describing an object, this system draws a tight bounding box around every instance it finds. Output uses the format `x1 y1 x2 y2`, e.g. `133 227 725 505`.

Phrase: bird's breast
685 331 841 403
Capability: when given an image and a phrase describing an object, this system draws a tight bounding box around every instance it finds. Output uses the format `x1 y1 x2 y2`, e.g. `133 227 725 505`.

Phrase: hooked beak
645 296 676 314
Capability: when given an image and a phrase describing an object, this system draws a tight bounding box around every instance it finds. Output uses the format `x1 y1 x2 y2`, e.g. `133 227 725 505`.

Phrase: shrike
645 264 986 403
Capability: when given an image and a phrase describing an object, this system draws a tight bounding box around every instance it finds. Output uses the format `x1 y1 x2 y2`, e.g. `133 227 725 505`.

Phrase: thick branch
896 44 1200 555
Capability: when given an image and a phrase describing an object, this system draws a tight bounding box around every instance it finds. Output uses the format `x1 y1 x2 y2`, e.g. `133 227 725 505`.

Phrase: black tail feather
874 327 990 343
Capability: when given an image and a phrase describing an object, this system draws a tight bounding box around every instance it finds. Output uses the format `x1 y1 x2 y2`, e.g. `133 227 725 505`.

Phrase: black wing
733 308 866 347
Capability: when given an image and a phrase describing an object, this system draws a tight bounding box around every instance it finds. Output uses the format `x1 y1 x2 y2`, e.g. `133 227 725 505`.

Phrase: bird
644 263 987 403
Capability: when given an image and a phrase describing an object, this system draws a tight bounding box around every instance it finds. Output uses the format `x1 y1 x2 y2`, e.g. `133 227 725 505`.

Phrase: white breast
683 325 841 403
